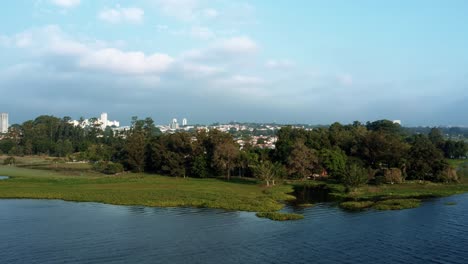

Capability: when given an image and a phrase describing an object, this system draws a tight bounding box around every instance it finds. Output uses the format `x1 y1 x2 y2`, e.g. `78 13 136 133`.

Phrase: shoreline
1 165 468 219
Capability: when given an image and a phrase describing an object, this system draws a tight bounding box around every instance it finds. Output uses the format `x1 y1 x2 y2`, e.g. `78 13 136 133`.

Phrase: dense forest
0 116 467 188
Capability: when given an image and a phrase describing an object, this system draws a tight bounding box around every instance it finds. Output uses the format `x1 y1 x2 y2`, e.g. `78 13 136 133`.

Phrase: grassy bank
292 169 468 211
256 212 304 221
0 165 295 214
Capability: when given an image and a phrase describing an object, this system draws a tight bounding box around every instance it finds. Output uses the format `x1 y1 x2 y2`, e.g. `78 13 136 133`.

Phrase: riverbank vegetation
256 212 304 221
0 166 295 213
1 116 468 218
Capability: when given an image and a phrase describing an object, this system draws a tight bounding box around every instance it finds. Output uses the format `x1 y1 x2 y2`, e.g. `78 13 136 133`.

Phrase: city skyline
1 1 468 126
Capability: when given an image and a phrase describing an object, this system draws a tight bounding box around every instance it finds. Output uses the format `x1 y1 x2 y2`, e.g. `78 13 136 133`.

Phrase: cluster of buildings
0 113 9 134
69 113 122 130
157 118 190 133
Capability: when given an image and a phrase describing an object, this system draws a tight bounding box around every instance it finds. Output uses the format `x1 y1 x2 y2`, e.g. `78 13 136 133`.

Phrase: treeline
0 117 467 186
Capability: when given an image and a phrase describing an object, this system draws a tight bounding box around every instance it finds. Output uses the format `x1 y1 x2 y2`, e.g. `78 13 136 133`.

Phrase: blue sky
1 0 468 126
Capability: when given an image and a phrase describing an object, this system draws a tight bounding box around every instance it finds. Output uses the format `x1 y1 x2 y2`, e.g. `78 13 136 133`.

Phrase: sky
1 0 468 126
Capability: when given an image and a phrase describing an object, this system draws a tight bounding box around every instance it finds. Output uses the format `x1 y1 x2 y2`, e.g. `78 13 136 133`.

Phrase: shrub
3 156 16 166
373 199 421 210
384 168 404 184
339 201 374 211
93 161 124 175
256 212 304 221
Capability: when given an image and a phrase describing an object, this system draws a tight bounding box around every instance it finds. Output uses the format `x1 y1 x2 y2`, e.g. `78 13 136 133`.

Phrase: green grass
373 199 421 210
0 165 297 216
339 201 375 211
446 159 468 168
256 212 304 221
344 181 468 201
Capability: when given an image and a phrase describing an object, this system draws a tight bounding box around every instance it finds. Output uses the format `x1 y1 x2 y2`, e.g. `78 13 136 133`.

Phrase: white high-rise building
170 118 179 130
182 118 188 126
69 113 119 129
100 113 108 128
0 113 9 134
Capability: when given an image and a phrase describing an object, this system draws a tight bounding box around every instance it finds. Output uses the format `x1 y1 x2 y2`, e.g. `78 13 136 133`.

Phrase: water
0 176 9 180
0 195 467 264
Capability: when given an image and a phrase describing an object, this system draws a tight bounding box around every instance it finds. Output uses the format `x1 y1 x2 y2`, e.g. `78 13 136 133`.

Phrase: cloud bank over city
1 0 468 126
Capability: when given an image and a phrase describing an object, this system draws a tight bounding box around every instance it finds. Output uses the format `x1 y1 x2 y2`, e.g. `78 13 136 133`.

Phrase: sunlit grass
256 212 304 221
0 166 296 215
373 199 421 210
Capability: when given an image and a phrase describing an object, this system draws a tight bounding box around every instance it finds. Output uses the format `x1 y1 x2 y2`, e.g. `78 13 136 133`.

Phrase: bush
342 163 368 190
340 201 374 211
384 168 404 184
3 156 16 166
373 199 421 210
93 161 124 175
256 212 304 221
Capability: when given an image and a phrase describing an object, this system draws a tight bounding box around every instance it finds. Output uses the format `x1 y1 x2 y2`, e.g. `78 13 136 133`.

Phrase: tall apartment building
0 113 9 133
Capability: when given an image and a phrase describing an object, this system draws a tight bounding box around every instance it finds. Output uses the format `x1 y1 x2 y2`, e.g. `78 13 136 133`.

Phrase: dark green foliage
0 115 465 185
407 135 447 181
339 201 374 211
93 161 124 175
286 141 318 180
256 212 304 221
252 160 285 186
373 199 421 210
319 148 347 180
342 163 368 190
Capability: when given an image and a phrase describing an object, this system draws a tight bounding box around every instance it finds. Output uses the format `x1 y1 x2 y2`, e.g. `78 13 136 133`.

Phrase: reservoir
0 194 467 263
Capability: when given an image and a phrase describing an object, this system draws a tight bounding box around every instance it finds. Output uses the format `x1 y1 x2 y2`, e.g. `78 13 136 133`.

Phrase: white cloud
202 8 219 19
215 36 258 55
15 32 33 48
337 73 353 86
8 25 173 75
50 0 80 8
266 59 294 69
156 24 169 32
99 7 144 24
215 75 266 86
180 63 223 77
155 0 199 21
79 49 174 74
0 35 11 46
190 26 215 40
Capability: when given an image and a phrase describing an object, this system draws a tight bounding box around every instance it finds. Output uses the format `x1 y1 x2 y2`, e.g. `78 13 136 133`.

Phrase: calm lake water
0 194 467 263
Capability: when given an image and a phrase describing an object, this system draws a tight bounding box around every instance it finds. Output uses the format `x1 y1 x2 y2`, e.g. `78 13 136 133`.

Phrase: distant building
99 112 120 129
170 118 179 130
0 113 8 133
69 112 120 130
182 118 188 126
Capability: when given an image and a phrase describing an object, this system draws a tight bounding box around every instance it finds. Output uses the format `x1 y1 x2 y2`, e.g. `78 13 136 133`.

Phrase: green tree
253 160 284 186
286 141 318 180
124 131 147 172
319 147 347 180
342 163 368 191
213 141 239 180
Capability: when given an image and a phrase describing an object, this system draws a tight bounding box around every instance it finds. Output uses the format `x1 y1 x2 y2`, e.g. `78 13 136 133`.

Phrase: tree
407 135 446 182
253 160 284 186
319 147 347 180
342 163 368 191
286 141 318 180
124 131 146 172
428 128 444 148
213 141 239 180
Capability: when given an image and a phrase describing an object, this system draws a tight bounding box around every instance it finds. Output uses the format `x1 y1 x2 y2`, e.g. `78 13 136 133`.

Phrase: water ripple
0 194 467 263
